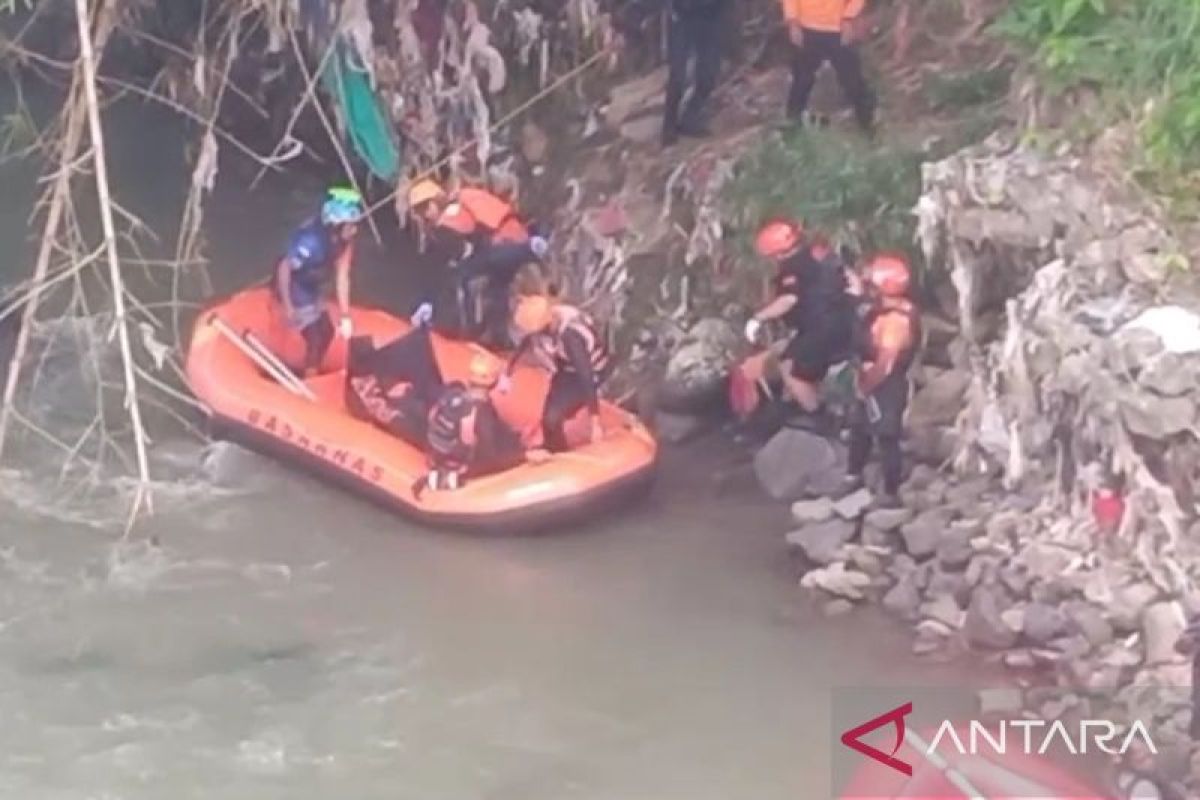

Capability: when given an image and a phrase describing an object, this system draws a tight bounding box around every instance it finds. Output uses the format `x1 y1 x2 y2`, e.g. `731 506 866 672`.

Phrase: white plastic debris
1120 306 1200 355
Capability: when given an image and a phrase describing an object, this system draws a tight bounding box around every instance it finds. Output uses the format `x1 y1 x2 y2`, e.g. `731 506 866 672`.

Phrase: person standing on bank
780 0 876 135
611 0 730 147
840 253 920 508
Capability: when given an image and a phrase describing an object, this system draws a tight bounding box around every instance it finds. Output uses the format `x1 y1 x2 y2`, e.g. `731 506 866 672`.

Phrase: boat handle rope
243 330 315 398
208 314 317 401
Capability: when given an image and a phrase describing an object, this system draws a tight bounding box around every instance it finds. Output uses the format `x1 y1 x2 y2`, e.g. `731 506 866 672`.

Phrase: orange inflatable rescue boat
185 287 658 532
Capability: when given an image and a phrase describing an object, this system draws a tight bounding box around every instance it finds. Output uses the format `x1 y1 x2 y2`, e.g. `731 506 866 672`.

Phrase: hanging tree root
74 0 152 530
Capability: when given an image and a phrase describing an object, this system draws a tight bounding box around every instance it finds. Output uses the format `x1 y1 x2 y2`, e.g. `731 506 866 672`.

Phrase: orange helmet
513 294 554 334
754 219 803 259
467 354 500 388
407 178 445 209
863 252 912 297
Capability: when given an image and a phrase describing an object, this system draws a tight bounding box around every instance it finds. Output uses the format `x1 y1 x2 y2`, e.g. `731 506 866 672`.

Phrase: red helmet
754 219 803 259
863 252 912 297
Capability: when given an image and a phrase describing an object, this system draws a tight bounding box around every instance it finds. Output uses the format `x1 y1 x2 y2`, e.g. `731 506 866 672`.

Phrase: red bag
729 363 760 420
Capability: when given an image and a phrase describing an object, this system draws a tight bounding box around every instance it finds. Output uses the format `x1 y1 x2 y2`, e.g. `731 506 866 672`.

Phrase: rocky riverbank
780 132 1200 766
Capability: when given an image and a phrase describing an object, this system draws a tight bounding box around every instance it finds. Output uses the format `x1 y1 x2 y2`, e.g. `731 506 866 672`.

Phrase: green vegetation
997 0 1200 197
722 127 924 275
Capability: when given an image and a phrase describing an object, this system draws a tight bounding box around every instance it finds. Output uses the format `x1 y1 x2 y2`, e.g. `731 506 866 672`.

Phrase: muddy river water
0 87 971 800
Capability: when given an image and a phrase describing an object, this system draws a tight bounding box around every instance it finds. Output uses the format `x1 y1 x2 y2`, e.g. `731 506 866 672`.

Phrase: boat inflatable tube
185 287 658 532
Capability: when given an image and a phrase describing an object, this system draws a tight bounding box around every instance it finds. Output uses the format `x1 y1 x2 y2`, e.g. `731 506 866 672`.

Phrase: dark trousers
300 313 334 374
786 28 875 131
665 11 722 133
847 368 909 495
457 241 537 348
542 370 596 453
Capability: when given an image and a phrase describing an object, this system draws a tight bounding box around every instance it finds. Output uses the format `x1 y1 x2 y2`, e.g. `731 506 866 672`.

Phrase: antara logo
840 702 1158 777
841 702 914 776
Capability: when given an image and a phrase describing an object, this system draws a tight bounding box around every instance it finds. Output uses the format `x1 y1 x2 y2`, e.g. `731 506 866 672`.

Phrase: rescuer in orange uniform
780 0 875 133
407 179 548 348
842 253 920 507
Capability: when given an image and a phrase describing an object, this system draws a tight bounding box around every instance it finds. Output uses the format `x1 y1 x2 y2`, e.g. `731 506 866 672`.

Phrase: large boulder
753 428 845 500
658 318 741 412
907 368 971 428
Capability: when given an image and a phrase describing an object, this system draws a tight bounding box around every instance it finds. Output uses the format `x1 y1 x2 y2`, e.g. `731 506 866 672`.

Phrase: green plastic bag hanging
321 38 401 182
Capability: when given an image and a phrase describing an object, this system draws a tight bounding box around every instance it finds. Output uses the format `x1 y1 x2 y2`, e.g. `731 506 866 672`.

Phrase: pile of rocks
787 465 1197 740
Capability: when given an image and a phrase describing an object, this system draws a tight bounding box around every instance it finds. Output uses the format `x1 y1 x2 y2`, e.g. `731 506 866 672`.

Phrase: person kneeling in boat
346 304 445 446
275 186 365 376
420 355 535 493
407 178 548 349
504 294 610 453
840 253 921 508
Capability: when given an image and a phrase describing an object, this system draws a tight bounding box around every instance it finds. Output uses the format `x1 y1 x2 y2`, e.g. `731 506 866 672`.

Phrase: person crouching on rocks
839 253 920 508
743 218 855 434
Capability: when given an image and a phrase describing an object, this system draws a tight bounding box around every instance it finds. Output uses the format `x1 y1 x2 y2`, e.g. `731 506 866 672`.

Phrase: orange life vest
436 187 529 244
552 306 611 378
860 297 920 376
